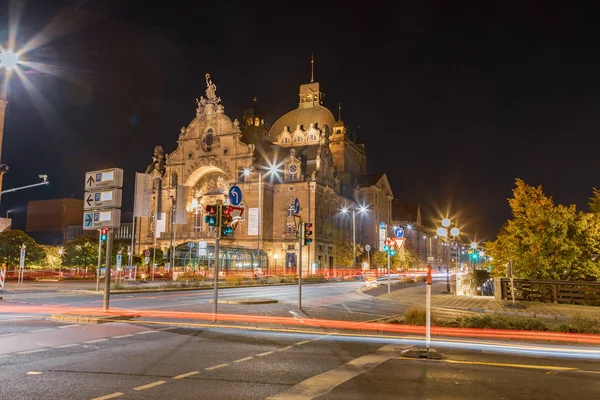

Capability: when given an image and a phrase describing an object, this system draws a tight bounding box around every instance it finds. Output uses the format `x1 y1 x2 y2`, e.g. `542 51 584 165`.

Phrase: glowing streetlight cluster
0 49 19 70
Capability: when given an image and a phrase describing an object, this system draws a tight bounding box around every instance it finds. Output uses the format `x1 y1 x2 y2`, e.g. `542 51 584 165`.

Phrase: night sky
1 0 599 241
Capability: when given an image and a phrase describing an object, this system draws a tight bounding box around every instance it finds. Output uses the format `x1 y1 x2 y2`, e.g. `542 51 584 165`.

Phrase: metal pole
426 264 432 351
509 260 516 304
446 239 450 292
298 219 303 310
103 229 113 311
131 173 137 270
387 249 391 294
257 171 261 269
96 232 102 291
213 233 220 322
352 208 356 270
152 207 157 282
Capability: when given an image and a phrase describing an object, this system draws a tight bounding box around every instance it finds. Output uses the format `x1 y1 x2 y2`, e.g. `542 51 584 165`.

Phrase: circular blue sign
228 185 243 206
294 198 300 214
394 227 404 238
379 222 386 229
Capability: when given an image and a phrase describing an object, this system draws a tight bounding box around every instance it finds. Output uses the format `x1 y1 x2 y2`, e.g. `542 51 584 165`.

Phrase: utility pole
103 229 113 311
298 219 303 310
213 201 222 322
96 232 102 291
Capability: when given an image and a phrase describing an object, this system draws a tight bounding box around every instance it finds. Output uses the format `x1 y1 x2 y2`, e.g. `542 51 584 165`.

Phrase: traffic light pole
213 202 222 322
96 232 102 291
298 220 303 310
103 229 113 311
387 249 391 294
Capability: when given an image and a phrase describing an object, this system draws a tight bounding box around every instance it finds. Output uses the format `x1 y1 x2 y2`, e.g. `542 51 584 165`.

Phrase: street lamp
0 50 19 70
340 203 368 270
437 218 460 292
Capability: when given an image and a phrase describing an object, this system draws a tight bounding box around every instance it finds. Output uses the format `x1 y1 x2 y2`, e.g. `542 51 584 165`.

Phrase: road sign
145 249 150 257
198 240 207 257
394 227 404 238
394 238 406 250
365 245 371 252
228 185 243 206
294 198 300 215
116 254 122 271
84 189 122 211
19 245 25 270
145 256 150 265
85 168 124 191
378 222 386 249
82 209 121 230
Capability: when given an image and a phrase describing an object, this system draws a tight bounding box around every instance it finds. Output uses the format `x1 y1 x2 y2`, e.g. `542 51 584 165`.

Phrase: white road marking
342 303 353 313
32 328 53 332
173 371 199 379
84 338 109 344
295 340 311 345
257 351 274 356
279 346 293 351
158 327 177 331
133 380 166 391
54 343 80 349
91 392 124 400
234 356 254 363
57 324 80 329
135 330 158 335
267 345 402 399
0 354 9 358
205 363 229 371
27 371 43 375
17 348 48 355
111 334 134 339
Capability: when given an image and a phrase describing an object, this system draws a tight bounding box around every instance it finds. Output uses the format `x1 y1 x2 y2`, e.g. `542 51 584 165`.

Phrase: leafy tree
0 230 44 268
371 251 387 268
487 179 600 281
332 241 363 268
43 246 63 270
392 247 420 270
64 237 99 271
589 188 600 213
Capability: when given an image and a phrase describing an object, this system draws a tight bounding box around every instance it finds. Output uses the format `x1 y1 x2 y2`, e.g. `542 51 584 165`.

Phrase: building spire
338 103 342 121
310 53 314 83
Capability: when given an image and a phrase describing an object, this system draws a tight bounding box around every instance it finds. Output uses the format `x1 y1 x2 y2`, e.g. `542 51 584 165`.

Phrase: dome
268 105 336 142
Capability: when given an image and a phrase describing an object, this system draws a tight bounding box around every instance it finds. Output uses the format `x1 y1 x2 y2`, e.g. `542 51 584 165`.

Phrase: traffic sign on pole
228 185 243 206
83 209 121 230
84 189 123 210
394 227 404 238
85 168 124 190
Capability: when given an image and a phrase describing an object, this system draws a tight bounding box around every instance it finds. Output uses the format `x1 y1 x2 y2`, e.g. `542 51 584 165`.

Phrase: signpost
18 244 25 285
378 222 386 250
228 185 243 206
394 226 404 238
84 168 123 311
365 244 371 268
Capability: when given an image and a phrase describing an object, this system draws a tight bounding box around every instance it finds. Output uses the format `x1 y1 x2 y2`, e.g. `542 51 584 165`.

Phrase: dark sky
1 0 599 241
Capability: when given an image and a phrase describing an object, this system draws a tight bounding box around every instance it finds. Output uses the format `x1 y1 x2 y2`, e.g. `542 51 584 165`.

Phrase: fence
497 278 600 306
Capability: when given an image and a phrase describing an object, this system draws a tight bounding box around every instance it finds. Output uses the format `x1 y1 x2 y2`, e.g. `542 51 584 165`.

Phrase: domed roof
268 105 336 142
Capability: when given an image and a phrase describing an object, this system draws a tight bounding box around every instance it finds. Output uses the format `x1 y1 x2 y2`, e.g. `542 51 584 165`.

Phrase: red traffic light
205 205 217 214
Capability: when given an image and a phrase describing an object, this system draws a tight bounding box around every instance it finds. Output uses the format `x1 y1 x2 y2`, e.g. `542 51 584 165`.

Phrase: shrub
456 314 547 331
403 308 427 325
398 276 414 284
414 275 427 283
225 276 244 286
176 271 204 283
551 314 600 334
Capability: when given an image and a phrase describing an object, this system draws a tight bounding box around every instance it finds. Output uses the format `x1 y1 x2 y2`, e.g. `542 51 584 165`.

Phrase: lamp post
340 204 368 270
436 218 460 293
273 253 279 274
0 49 21 202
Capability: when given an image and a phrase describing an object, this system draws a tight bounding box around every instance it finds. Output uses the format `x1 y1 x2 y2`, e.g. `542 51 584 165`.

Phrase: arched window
281 135 291 145
254 117 260 127
288 164 298 181
287 203 295 217
171 172 178 188
307 132 317 142
294 135 304 144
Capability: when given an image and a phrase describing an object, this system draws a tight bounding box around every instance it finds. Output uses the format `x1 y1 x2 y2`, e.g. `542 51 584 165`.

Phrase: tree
392 247 420 270
332 241 363 268
43 246 63 271
371 251 387 268
487 179 600 281
64 237 99 272
0 230 44 268
589 188 600 213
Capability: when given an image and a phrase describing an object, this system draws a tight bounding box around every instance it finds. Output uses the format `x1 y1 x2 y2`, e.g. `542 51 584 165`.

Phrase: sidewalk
365 281 600 321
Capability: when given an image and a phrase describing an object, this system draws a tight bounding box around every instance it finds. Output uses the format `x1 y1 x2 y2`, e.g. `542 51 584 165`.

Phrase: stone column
0 98 7 194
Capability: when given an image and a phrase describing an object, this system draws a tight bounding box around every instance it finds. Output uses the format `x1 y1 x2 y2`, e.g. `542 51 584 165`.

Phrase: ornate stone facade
137 73 394 274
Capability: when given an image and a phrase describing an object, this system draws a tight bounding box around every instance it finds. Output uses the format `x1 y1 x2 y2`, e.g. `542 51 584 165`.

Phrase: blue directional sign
228 185 243 206
84 212 93 228
394 227 404 238
294 198 300 215
379 222 386 229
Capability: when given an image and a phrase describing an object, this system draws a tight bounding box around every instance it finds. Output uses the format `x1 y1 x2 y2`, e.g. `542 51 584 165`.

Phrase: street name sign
84 189 122 211
83 209 121 229
85 168 124 191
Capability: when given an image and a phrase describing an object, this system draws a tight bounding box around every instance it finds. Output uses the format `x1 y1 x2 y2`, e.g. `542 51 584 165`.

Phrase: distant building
26 198 83 245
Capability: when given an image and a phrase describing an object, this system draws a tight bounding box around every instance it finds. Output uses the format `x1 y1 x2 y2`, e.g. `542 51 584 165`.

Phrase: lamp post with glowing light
436 218 460 292
0 48 20 199
340 204 368 270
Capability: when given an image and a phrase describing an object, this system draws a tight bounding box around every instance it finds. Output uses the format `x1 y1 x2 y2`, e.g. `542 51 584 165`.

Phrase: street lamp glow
243 168 251 176
471 242 478 249
450 227 460 237
58 247 64 256
436 227 448 237
479 251 485 257
0 49 19 70
407 224 413 230
340 206 349 214
358 204 367 214
441 218 451 227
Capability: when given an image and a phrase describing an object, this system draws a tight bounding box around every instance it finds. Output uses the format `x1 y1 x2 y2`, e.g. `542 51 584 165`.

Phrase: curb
208 298 278 305
51 313 140 324
75 282 299 295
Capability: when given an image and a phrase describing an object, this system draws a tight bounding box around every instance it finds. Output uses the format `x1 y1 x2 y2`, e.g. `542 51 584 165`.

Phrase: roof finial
310 53 314 83
338 103 342 121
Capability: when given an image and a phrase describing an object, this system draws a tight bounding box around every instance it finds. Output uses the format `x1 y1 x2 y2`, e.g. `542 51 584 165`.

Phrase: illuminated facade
136 73 394 274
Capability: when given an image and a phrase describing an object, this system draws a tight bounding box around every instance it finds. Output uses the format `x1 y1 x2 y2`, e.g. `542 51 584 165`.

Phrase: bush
225 276 244 286
551 314 600 334
456 314 547 331
398 276 414 284
403 308 427 325
414 275 427 283
176 271 205 283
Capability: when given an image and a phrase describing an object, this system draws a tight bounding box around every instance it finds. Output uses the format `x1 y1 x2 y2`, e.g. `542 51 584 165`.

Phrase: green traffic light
204 215 216 226
383 245 390 252
390 250 396 256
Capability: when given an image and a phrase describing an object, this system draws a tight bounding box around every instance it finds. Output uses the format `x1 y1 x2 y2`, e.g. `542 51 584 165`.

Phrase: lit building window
255 117 260 127
288 164 298 181
193 212 203 232
281 134 291 145
294 135 304 143
287 203 295 217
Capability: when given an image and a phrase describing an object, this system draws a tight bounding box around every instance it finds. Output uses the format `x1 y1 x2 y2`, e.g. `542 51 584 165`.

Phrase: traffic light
204 204 218 226
220 205 234 237
100 228 108 242
390 249 397 257
303 222 313 245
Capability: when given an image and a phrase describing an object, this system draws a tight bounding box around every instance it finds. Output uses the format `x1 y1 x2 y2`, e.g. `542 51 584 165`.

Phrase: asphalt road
1 318 599 400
